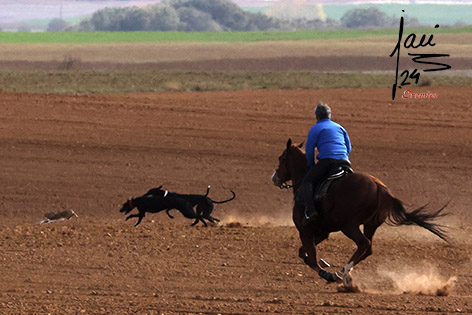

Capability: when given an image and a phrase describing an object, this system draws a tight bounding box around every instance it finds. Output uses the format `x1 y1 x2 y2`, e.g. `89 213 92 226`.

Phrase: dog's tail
204 185 210 197
209 190 236 204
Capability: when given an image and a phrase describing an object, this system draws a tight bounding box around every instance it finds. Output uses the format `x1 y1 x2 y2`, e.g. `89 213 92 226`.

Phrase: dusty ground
0 86 471 314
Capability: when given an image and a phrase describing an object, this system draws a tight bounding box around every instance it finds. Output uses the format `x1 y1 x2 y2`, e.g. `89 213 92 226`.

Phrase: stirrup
302 211 319 226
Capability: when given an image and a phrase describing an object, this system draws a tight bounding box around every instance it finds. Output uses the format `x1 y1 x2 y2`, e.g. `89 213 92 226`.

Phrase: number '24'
400 69 420 87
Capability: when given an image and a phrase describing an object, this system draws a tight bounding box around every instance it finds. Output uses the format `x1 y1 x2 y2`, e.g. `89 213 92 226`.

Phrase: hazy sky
1 1 158 24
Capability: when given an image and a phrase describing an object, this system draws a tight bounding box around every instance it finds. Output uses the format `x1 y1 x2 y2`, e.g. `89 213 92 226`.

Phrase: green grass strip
1 26 471 44
0 71 470 94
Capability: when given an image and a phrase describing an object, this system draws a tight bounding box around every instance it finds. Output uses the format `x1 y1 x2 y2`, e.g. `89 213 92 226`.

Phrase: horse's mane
289 144 310 175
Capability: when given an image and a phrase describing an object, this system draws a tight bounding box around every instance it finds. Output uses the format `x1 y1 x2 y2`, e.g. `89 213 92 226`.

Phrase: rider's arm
306 126 319 166
343 128 352 155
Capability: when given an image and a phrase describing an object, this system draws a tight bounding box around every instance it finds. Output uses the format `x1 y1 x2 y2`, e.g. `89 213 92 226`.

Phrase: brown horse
271 139 448 287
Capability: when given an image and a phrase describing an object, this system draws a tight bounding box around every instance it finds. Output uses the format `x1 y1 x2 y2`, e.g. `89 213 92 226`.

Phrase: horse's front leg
299 230 320 271
298 246 306 260
299 229 342 283
294 204 339 283
298 233 330 264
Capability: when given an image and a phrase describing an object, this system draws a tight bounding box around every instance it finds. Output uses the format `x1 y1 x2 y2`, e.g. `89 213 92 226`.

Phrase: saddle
314 160 353 201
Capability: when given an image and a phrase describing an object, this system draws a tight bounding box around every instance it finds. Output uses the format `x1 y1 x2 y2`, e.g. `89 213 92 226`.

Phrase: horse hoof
343 274 353 288
334 272 343 284
318 269 338 283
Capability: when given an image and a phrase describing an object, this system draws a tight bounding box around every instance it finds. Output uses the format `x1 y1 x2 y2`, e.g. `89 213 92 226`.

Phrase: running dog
143 185 235 225
119 195 203 227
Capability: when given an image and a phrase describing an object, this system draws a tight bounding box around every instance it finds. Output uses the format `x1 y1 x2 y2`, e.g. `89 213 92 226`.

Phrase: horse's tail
209 191 236 204
381 188 449 243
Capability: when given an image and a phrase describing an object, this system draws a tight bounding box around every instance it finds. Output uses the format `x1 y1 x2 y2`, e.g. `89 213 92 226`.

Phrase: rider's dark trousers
300 158 339 216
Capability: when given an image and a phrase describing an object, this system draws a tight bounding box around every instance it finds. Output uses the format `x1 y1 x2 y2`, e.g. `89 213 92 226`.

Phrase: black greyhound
144 185 236 225
119 196 203 227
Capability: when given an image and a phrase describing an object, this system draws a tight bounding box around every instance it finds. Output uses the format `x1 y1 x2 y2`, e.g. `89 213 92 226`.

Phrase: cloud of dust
266 0 326 22
220 211 293 227
377 265 457 296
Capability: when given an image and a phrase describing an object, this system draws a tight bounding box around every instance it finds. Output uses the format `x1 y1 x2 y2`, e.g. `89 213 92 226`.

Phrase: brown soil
1 87 471 314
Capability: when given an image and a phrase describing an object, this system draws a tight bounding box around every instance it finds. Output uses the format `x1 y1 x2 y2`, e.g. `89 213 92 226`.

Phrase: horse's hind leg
360 223 380 262
341 226 372 287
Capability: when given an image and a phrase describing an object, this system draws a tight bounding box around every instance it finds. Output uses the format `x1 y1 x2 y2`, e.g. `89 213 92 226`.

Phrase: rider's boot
301 183 319 226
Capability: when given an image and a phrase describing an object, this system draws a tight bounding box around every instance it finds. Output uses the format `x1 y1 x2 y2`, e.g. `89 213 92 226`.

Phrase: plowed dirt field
1 86 471 314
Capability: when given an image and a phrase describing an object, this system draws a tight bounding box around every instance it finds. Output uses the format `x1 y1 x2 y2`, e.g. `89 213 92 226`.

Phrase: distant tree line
340 7 418 29
47 0 420 32
67 0 285 32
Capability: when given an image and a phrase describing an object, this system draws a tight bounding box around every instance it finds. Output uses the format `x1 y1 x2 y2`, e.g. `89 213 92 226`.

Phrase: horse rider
300 102 352 226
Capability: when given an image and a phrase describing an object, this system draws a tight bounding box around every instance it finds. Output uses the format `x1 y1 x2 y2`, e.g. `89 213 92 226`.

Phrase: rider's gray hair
315 102 332 119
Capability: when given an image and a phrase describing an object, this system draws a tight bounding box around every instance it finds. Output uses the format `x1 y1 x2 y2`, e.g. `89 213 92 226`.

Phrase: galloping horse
271 139 448 287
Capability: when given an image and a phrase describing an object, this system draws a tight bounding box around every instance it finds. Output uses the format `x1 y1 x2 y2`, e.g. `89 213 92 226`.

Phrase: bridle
273 142 307 192
274 149 302 190
273 165 302 190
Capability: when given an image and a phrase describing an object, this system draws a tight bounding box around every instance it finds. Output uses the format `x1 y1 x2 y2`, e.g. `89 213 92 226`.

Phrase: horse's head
271 138 305 189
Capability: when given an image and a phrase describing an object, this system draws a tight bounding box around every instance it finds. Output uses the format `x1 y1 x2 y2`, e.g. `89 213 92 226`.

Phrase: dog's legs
179 204 202 226
192 217 208 227
126 213 140 221
210 216 220 222
134 214 145 226
165 209 174 219
196 203 214 226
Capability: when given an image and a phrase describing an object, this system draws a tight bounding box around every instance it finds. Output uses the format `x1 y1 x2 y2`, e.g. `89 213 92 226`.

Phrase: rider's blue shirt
306 118 351 166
